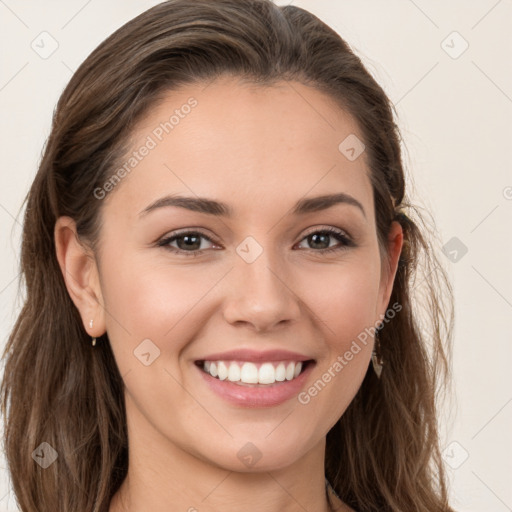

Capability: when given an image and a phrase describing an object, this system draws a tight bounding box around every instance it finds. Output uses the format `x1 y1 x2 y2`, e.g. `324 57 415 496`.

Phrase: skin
55 76 403 512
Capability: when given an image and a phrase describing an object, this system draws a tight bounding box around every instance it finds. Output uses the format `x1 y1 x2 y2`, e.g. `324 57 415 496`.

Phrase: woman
1 0 455 510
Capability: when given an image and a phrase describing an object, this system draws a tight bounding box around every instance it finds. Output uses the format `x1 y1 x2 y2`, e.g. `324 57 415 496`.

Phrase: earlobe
377 220 404 320
54 216 105 337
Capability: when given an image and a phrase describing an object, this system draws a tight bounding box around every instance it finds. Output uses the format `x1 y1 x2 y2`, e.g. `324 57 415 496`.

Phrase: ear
375 220 403 324
54 216 106 338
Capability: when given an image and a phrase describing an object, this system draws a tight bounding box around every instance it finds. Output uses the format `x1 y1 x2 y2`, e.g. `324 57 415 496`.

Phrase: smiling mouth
194 359 314 386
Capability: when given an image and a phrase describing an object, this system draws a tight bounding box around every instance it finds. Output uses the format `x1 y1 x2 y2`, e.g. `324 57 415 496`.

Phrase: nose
222 246 302 333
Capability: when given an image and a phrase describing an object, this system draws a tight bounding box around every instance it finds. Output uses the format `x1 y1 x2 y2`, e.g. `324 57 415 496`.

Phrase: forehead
104 76 373 223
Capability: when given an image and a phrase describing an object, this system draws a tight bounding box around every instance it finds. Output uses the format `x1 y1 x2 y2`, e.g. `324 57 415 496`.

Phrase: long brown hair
1 1 455 510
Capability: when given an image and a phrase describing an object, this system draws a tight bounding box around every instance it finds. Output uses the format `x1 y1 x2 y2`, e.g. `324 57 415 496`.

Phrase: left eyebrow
292 193 366 219
138 192 366 219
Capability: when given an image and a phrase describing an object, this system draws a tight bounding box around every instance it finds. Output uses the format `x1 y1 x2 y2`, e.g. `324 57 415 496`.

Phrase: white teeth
240 362 258 383
227 362 241 382
201 360 307 385
275 363 286 382
217 361 228 381
258 363 275 384
285 362 295 380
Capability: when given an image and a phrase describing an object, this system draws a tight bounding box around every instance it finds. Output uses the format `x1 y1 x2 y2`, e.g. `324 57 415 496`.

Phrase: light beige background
1 1 511 511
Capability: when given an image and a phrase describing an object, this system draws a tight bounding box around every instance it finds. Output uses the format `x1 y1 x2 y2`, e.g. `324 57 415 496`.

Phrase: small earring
89 319 97 347
371 331 384 378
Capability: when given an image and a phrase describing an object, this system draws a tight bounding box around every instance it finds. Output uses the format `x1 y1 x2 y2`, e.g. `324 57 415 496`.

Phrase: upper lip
196 349 314 363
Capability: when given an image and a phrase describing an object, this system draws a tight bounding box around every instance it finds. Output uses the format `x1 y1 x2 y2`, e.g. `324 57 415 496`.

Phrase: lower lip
196 362 315 408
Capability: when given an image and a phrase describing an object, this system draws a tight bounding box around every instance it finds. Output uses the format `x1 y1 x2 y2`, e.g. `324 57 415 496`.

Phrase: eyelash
157 227 355 257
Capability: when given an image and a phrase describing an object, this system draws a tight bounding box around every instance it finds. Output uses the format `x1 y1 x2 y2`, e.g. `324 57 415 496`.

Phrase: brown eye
158 231 217 256
296 227 354 253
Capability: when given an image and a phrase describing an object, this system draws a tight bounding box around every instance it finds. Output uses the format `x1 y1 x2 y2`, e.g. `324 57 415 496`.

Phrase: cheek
303 255 381 344
297 256 380 419
107 266 206 333
99 250 224 362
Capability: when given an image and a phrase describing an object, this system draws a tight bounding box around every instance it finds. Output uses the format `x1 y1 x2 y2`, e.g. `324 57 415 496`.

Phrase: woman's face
87 77 402 472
